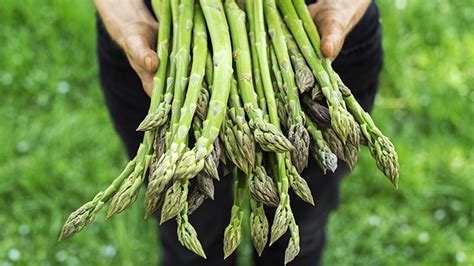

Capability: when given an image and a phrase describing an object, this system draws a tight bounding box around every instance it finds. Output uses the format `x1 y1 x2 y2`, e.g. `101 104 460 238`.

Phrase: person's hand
94 0 159 96
308 0 371 60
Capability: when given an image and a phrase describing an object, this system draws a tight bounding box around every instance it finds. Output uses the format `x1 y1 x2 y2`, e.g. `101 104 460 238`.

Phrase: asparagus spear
221 77 255 174
269 43 289 127
248 152 280 207
228 77 256 167
187 187 207 215
250 196 269 257
306 116 338 174
292 0 323 59
59 159 136 240
223 168 245 259
177 202 207 258
285 153 314 205
144 0 206 217
169 0 195 143
196 172 215 199
160 178 189 223
222 111 249 174
281 22 315 93
253 0 293 246
276 0 356 145
284 216 300 265
265 4 310 173
196 82 210 121
137 0 176 131
193 116 220 180
337 75 399 186
226 0 293 153
107 144 151 218
174 0 234 181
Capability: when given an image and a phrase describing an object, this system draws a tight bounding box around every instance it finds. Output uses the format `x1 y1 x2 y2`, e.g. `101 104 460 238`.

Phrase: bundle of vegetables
60 0 399 263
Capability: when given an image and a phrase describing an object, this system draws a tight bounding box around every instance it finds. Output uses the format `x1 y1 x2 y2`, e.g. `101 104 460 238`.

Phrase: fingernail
145 56 153 71
322 41 333 58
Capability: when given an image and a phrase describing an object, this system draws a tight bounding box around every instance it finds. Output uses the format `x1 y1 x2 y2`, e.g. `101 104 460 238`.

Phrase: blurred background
1 0 473 265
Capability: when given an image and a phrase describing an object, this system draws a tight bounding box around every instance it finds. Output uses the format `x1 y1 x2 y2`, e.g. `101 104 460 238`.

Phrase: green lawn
1 0 472 265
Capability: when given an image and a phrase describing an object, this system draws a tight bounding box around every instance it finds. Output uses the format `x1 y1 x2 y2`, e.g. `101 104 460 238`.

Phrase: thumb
318 19 345 60
124 33 159 72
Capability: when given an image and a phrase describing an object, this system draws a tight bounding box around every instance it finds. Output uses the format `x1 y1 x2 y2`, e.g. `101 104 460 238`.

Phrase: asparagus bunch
61 0 399 263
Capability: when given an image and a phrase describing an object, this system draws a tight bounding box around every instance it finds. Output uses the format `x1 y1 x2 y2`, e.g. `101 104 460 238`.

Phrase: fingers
122 22 159 97
123 23 159 72
319 19 345 60
309 0 371 60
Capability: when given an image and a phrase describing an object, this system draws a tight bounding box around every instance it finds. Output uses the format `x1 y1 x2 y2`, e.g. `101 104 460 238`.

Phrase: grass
0 0 472 265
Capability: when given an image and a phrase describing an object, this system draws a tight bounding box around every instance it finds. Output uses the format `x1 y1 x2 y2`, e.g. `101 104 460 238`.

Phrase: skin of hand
94 0 159 96
308 0 371 60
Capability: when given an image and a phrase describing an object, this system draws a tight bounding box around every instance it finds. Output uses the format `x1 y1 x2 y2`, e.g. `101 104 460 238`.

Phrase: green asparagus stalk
276 0 356 145
285 154 314 205
281 21 315 93
160 179 189 223
265 3 310 173
107 144 151 218
59 159 136 240
322 60 361 150
223 168 245 259
168 0 195 144
177 202 207 258
248 151 280 207
228 78 256 167
249 196 269 257
197 172 215 199
306 116 338 174
144 1 207 217
221 77 255 174
253 0 293 246
151 0 163 20
284 216 300 265
187 187 207 215
222 111 250 174
193 116 220 180
269 44 291 131
267 42 314 205
196 82 210 121
174 0 234 181
137 0 176 131
246 1 267 114
292 0 323 59
337 76 399 186
226 0 293 153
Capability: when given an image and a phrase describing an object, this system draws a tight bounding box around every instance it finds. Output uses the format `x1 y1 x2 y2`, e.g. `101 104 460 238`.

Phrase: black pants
96 2 383 265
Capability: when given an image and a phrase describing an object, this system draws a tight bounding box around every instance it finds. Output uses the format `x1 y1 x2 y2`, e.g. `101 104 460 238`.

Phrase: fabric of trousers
96 1 383 265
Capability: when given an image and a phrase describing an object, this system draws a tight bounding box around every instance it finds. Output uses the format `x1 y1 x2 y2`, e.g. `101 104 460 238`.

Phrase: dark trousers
96 2 383 265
